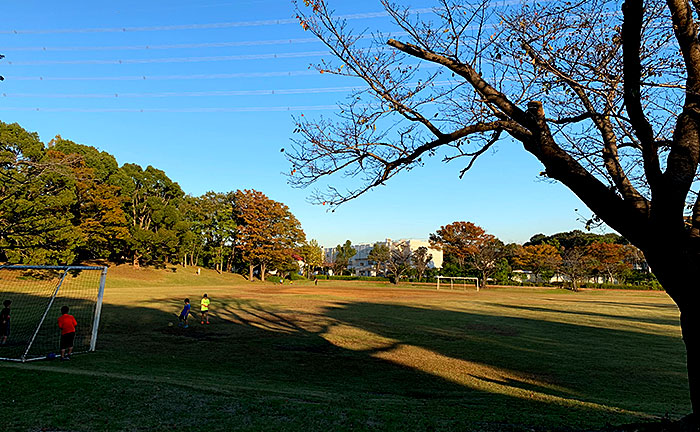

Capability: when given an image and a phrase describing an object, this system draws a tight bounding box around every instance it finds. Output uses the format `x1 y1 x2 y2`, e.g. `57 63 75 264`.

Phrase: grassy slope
0 265 690 431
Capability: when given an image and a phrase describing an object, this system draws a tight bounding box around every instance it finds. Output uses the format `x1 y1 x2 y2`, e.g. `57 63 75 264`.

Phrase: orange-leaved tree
235 189 305 281
513 244 562 284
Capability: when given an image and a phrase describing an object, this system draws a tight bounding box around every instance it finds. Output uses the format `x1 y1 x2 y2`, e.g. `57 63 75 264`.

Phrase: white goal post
436 276 480 292
0 265 107 362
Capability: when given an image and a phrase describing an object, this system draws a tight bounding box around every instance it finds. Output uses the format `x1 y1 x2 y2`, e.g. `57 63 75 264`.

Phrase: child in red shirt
57 305 77 361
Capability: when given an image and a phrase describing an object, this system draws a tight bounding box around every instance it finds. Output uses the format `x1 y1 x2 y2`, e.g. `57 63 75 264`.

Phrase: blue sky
0 0 602 248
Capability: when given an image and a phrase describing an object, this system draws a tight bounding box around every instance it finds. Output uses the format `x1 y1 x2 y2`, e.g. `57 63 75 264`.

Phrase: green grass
0 265 691 431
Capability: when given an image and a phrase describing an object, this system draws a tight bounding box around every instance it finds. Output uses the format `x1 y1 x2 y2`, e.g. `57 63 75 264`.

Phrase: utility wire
0 9 433 35
0 31 412 52
0 80 455 99
3 51 330 66
0 105 341 113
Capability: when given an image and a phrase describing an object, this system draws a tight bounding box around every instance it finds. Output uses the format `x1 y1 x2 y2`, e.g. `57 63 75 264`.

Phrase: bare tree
558 247 594 292
289 0 700 417
386 241 413 283
469 238 504 288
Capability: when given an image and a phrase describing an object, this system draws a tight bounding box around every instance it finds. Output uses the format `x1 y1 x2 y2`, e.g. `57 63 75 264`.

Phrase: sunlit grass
0 265 689 431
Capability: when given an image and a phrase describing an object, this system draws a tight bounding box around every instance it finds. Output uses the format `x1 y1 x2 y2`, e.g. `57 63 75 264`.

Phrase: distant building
323 239 443 277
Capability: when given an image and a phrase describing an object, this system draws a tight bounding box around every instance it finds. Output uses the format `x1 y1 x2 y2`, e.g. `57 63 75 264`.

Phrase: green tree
0 122 81 264
121 164 186 267
196 192 237 273
332 240 356 275
367 242 390 276
178 195 206 268
300 239 324 277
526 231 626 250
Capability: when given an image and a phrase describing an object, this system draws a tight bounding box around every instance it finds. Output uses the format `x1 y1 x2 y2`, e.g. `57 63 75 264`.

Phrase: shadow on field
2 291 690 429
320 302 687 408
488 303 681 327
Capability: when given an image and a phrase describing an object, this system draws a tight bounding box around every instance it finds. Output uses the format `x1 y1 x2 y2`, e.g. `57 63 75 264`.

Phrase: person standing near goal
200 294 210 325
1 299 11 345
57 306 77 361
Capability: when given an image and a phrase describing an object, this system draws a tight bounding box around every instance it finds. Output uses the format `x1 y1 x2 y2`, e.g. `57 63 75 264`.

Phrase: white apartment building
324 239 443 277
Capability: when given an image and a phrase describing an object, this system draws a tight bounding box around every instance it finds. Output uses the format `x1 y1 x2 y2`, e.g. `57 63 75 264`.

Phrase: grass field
0 265 691 431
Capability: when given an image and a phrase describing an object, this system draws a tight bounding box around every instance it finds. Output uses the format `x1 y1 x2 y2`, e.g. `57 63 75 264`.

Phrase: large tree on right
289 0 700 420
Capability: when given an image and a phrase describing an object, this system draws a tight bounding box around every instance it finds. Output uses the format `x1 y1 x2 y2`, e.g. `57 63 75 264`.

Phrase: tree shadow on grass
486 303 680 327
551 298 679 310
319 302 689 415
1 292 691 431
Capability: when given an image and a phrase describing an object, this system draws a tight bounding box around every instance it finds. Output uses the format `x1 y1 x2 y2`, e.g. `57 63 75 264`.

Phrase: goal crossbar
436 276 480 292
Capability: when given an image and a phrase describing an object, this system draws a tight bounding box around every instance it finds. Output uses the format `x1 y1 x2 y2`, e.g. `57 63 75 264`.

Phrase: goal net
0 265 107 362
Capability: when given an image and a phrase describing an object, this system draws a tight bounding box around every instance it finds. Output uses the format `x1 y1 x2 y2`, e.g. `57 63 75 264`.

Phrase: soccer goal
0 265 107 362
436 276 480 292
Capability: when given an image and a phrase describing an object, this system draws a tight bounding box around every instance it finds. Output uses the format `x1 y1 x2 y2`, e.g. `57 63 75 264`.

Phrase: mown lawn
0 266 691 431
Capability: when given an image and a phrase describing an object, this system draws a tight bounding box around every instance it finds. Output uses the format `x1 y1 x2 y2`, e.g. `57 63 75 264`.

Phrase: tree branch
622 0 662 194
387 38 531 127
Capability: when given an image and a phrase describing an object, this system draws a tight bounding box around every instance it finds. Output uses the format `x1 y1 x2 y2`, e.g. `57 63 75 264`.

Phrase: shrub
579 281 664 291
320 275 390 282
290 273 306 281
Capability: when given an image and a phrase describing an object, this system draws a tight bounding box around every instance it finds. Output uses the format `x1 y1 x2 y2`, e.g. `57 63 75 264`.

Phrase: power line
0 80 455 99
2 61 441 81
0 37 323 52
3 70 321 81
0 86 361 98
0 105 341 113
0 9 433 35
1 31 412 53
4 50 330 66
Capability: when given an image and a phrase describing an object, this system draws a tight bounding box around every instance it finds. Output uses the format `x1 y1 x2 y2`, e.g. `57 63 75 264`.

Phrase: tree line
0 121 317 280
328 222 653 290
431 222 653 291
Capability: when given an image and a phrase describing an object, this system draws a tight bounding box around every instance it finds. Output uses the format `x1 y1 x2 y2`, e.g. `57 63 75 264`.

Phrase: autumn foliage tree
290 0 700 417
235 189 305 281
586 242 633 283
429 222 490 270
514 244 562 283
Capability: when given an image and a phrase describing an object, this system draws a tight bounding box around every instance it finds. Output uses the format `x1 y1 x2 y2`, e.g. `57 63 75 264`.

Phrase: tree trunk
249 264 255 281
260 263 266 281
645 248 699 424
680 310 699 423
133 252 140 268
